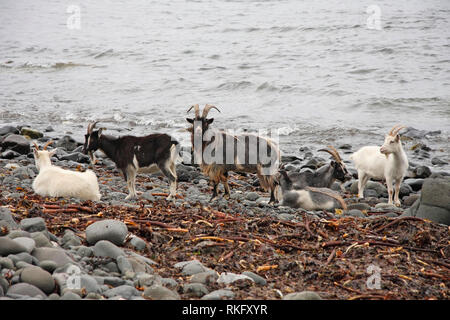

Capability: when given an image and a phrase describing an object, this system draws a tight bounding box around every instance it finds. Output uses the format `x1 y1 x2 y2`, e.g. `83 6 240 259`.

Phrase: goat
82 122 179 200
350 125 408 206
278 170 347 211
285 145 351 189
32 141 101 201
186 104 280 203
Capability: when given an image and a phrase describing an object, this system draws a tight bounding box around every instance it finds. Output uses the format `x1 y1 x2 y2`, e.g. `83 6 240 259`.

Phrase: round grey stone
103 285 139 299
0 237 27 256
12 237 35 253
183 283 209 297
38 260 58 273
283 291 322 300
143 284 180 300
201 289 235 300
7 282 47 299
20 266 55 294
32 247 74 268
242 271 267 285
20 217 46 233
60 291 82 300
85 219 128 246
93 240 125 259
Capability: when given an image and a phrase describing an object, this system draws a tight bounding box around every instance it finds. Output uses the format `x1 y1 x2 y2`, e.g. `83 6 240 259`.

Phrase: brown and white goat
186 104 280 203
350 125 408 206
83 122 179 200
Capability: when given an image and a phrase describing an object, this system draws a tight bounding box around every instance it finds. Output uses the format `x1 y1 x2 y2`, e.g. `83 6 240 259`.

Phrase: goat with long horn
350 124 409 206
186 104 280 203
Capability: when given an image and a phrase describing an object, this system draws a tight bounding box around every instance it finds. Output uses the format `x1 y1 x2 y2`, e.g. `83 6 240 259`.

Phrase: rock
54 136 79 152
160 278 178 289
412 177 450 225
60 291 82 300
201 289 235 300
85 219 128 246
79 275 101 294
431 157 448 166
375 203 399 211
189 271 219 285
1 134 30 154
12 237 35 253
413 166 431 179
245 192 260 201
183 283 209 297
32 247 74 268
7 283 47 299
217 272 254 285
0 257 14 269
104 285 139 299
346 209 367 218
350 180 387 197
0 125 19 136
44 126 54 133
242 271 267 285
403 127 441 139
404 178 425 192
20 127 43 139
103 276 126 287
174 260 210 276
31 232 53 248
339 144 352 150
117 256 133 275
76 246 93 258
38 260 58 273
8 252 34 265
20 217 46 233
1 150 21 159
93 240 125 259
143 285 180 300
0 207 18 230
129 236 147 251
0 236 27 255
20 266 55 294
403 194 420 207
60 230 82 249
283 291 322 300
346 203 371 211
59 152 90 164
399 184 413 197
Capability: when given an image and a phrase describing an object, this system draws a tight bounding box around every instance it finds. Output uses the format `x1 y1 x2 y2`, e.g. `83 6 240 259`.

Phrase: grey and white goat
285 145 351 189
278 170 347 211
350 125 408 206
83 121 179 200
186 104 280 203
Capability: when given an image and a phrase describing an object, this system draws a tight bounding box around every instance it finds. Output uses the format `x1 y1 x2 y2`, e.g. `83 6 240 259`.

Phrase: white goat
350 125 408 206
32 141 101 201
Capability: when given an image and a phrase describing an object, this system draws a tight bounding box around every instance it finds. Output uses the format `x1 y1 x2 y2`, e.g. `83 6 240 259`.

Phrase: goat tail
305 186 347 211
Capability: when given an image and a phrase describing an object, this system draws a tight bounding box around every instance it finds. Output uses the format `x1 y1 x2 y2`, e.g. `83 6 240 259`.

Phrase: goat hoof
394 202 401 207
223 194 230 200
125 195 137 200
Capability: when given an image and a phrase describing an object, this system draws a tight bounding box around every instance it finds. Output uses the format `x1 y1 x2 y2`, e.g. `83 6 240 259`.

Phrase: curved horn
327 145 343 163
202 104 221 118
391 125 406 137
33 141 40 151
186 104 200 118
87 121 99 134
42 140 54 150
388 124 402 136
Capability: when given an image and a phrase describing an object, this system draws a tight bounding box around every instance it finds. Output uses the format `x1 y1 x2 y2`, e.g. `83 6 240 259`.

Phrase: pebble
183 283 209 297
12 237 35 253
217 272 254 285
85 219 128 246
20 266 55 294
245 192 260 201
190 271 219 285
38 260 58 273
32 247 74 268
129 236 147 251
20 217 46 233
60 291 82 300
242 271 267 286
201 289 235 300
0 257 14 269
31 232 53 248
346 209 366 218
117 256 134 275
174 260 210 276
0 236 27 256
0 207 18 229
283 291 322 300
93 240 125 259
142 284 180 300
7 283 47 299
103 285 140 299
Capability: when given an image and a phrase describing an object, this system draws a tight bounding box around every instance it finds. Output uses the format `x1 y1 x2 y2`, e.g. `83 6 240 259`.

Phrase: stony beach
0 124 449 300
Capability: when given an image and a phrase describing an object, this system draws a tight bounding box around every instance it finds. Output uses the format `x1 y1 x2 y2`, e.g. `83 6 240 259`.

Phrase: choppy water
0 0 449 168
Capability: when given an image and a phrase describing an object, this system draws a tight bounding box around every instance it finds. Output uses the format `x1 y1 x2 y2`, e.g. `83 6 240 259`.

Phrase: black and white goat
284 145 351 190
350 125 408 206
186 104 280 203
83 122 179 200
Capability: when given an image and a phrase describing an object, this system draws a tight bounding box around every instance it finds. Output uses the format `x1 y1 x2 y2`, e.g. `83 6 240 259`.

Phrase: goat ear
186 118 194 124
49 148 57 157
33 148 39 158
207 118 214 125
395 134 400 142
98 128 104 137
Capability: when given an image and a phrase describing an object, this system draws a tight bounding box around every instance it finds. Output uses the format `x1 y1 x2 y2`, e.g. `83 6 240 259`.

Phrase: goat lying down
350 125 408 206
83 122 179 200
284 145 351 190
32 141 101 201
278 170 347 211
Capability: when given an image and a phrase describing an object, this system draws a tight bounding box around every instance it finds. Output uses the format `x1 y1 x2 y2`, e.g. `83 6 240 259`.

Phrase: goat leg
394 179 402 206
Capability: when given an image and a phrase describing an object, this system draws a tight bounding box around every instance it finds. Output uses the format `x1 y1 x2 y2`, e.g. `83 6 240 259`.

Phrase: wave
217 81 253 90
14 62 91 70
